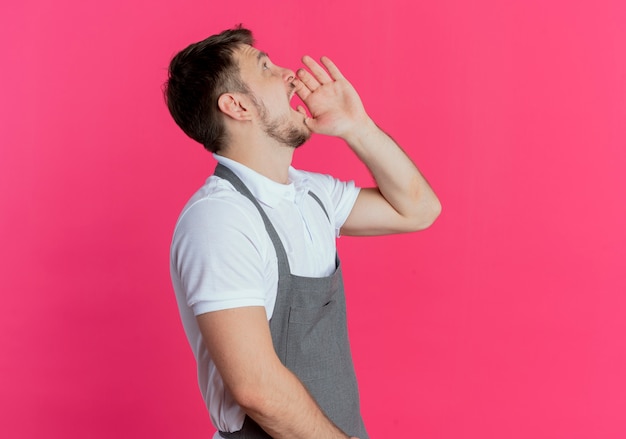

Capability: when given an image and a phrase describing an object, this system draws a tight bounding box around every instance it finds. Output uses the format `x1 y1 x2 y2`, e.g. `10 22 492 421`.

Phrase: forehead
235 44 267 68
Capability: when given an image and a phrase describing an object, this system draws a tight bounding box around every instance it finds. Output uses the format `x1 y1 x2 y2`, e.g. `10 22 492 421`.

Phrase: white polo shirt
170 154 360 435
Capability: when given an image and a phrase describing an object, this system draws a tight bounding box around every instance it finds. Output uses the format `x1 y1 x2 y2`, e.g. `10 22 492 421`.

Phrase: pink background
2 0 625 438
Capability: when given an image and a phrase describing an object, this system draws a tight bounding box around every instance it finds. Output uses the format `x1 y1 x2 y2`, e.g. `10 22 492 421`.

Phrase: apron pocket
285 300 345 382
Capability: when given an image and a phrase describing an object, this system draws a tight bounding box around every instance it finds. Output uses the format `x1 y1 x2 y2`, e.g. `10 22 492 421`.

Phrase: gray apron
215 164 368 439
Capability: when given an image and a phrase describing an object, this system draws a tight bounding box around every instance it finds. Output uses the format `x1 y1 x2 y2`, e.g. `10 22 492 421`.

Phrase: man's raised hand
294 56 370 140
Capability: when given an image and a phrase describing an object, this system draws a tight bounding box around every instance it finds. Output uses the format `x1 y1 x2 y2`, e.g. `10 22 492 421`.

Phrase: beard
253 96 311 149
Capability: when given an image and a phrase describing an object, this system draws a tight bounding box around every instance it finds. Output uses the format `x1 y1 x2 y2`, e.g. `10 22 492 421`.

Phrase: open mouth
288 84 296 102
288 88 299 111
287 83 307 119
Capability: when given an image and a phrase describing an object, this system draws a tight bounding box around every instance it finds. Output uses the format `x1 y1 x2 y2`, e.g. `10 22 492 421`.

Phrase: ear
217 93 253 121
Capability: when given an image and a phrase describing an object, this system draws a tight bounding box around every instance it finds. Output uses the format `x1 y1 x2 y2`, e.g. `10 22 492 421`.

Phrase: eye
262 62 269 70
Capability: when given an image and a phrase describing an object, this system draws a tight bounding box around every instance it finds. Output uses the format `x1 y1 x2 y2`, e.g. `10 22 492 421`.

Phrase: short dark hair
164 26 254 153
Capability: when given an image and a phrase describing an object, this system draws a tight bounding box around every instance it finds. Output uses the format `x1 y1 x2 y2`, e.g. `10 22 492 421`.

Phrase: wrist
341 116 378 149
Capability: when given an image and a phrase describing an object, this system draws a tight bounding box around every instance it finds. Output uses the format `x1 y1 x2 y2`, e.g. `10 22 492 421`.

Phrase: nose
282 67 296 83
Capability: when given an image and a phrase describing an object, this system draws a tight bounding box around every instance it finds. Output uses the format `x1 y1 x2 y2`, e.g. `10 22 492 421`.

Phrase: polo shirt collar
213 154 310 209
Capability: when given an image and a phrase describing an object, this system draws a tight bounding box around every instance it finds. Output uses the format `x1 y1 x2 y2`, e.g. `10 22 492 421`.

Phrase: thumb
297 105 317 132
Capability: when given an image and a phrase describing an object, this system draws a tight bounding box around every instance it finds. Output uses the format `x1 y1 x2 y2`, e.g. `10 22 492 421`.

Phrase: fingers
319 56 344 80
295 55 343 95
302 55 333 84
293 78 312 101
296 68 320 94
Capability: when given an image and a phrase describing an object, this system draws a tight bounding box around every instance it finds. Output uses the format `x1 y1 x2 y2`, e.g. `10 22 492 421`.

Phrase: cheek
254 83 290 114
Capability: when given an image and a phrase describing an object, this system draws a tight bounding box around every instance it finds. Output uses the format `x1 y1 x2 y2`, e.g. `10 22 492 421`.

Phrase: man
165 26 441 439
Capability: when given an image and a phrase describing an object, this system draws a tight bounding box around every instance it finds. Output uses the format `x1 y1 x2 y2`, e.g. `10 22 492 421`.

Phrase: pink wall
2 0 625 437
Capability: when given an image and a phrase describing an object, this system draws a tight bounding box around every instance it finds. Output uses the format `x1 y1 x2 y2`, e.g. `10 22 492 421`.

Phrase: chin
288 128 310 149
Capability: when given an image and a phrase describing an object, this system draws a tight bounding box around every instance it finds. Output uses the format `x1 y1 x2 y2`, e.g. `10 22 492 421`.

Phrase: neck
218 137 296 184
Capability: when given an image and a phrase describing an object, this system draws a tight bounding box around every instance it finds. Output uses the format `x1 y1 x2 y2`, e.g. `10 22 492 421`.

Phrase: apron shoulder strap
214 163 291 273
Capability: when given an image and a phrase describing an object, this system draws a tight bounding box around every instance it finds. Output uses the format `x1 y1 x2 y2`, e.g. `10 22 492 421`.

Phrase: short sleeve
170 197 272 316
302 172 361 236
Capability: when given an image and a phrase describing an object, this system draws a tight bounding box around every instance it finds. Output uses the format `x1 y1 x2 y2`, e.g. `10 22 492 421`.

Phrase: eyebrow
256 51 269 64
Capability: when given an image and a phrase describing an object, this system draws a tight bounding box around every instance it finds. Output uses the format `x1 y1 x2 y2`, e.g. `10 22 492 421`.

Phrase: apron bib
215 164 368 439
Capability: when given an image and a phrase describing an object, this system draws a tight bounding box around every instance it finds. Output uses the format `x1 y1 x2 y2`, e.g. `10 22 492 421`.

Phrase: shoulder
175 176 261 231
292 169 360 228
172 176 270 257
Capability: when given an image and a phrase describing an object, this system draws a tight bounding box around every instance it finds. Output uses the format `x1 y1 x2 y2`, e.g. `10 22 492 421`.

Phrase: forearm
344 117 441 231
199 308 351 439
238 363 350 439
294 55 440 233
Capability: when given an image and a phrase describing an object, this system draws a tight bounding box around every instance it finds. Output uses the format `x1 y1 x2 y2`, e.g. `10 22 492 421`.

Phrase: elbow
428 197 443 226
232 387 268 415
226 366 284 418
412 196 442 231
229 383 277 420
